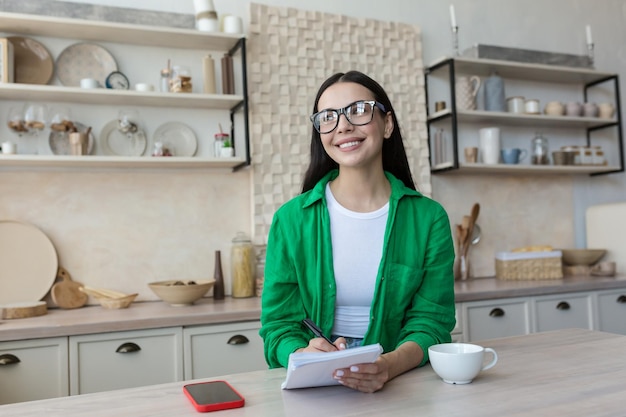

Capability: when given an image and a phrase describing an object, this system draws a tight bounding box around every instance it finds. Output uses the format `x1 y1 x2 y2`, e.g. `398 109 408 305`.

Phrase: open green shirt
260 170 455 368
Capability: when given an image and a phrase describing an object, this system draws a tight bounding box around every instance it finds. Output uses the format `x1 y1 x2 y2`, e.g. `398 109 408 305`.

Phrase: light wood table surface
1 328 623 416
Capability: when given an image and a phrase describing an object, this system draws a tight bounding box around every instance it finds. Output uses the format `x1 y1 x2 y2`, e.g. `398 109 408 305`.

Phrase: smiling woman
259 70 456 393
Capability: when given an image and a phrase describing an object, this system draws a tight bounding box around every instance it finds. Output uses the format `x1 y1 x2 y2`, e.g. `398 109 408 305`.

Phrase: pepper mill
213 250 225 300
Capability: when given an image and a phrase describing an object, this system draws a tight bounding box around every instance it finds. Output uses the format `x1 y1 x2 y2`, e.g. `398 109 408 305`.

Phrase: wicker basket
495 251 563 280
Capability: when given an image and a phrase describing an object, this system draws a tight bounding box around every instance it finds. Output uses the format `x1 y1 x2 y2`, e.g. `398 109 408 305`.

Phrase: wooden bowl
560 249 606 266
148 280 215 306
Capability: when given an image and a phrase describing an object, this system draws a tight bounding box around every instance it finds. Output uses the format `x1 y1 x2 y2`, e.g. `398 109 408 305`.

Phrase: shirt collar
302 169 422 208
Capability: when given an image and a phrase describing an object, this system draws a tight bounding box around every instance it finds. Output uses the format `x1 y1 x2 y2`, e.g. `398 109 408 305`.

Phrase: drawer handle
0 353 21 366
116 342 141 353
227 334 250 345
556 302 571 310
617 295 626 304
489 308 505 317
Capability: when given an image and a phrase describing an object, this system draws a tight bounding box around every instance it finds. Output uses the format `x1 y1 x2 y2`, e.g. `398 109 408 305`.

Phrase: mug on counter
429 343 498 384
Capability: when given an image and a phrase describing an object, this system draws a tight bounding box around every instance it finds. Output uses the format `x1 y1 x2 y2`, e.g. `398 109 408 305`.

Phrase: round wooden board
1 301 47 319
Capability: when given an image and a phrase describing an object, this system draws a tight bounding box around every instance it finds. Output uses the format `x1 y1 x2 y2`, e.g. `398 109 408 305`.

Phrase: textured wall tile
249 3 430 242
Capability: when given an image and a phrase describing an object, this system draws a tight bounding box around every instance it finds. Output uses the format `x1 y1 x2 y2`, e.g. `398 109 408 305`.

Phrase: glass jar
531 133 549 165
255 244 266 297
231 232 255 298
170 65 192 93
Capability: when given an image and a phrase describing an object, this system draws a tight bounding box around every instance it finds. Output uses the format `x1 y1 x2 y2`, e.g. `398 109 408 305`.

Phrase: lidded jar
531 132 550 165
231 232 255 298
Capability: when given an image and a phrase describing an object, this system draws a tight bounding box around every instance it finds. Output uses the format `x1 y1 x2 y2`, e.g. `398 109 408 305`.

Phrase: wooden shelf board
432 163 621 175
428 56 616 84
0 12 242 50
0 155 247 169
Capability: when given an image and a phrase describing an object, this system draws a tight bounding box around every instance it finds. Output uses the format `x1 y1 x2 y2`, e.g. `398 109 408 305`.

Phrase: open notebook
281 343 383 389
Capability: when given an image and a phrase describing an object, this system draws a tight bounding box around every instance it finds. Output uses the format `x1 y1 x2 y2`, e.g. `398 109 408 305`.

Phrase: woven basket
495 251 563 280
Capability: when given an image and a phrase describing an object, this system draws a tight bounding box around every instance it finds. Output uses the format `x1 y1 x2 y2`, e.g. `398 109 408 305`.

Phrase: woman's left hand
333 356 390 393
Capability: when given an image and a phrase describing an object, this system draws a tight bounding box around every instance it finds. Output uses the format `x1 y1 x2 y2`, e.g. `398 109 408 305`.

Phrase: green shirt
259 170 455 368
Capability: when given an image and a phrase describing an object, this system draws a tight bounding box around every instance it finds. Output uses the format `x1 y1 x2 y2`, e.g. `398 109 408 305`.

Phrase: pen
302 318 337 349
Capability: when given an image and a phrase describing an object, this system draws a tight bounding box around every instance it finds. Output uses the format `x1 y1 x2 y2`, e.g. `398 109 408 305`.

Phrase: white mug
80 78 99 89
2 141 16 154
429 343 498 384
479 127 501 164
222 15 243 34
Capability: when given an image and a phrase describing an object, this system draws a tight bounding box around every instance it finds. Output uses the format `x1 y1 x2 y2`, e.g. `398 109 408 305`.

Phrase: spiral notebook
281 343 383 390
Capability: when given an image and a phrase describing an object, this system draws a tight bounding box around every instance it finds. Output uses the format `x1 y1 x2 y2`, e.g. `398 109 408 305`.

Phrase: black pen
302 318 337 349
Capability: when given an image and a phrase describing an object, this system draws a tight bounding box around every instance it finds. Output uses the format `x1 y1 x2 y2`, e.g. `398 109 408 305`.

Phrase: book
281 343 383 390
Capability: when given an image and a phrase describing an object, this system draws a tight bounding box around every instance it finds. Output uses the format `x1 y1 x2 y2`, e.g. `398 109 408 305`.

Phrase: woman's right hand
296 336 347 353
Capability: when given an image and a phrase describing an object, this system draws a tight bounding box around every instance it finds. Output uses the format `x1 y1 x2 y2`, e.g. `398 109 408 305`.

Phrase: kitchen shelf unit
0 12 250 171
425 56 624 176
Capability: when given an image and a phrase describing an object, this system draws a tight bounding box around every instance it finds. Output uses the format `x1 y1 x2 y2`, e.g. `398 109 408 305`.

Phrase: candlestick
451 25 459 56
449 5 457 29
587 42 595 67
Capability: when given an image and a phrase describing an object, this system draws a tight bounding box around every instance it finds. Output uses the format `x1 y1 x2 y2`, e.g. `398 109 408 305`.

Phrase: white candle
586 24 593 45
449 5 457 28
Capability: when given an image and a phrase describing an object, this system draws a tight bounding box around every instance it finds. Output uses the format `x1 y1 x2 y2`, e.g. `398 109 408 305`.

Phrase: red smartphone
183 380 245 412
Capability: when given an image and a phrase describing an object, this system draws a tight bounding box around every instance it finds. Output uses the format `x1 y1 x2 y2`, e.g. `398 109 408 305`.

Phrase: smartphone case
183 380 245 413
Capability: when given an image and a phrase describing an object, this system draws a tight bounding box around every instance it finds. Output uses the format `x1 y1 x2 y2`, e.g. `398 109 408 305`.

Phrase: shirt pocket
384 262 424 319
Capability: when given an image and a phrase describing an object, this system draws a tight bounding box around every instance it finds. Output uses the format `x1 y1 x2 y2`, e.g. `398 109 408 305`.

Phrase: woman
260 71 455 393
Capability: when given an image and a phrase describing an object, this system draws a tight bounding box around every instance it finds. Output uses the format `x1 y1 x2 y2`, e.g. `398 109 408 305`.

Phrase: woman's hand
333 341 423 393
296 336 347 353
332 356 390 393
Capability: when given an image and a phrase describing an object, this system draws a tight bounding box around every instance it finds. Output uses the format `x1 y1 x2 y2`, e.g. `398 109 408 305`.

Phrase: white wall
47 0 626 274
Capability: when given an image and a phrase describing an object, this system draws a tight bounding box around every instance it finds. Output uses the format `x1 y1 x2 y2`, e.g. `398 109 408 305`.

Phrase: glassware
7 105 27 137
231 232 255 298
24 103 47 135
49 106 72 133
531 133 550 165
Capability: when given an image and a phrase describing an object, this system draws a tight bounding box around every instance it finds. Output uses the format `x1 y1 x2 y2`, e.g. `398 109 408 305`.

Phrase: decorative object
449 5 459 56
462 44 593 68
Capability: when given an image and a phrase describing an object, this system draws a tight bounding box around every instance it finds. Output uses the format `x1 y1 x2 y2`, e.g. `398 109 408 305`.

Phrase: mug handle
481 348 498 371
519 149 528 162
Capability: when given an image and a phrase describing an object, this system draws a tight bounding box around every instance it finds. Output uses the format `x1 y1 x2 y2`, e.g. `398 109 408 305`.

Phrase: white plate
55 43 118 87
100 120 147 156
153 122 198 157
0 220 58 304
49 122 96 155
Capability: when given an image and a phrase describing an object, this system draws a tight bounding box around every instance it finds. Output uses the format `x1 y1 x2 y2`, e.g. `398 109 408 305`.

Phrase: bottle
531 133 549 165
231 232 255 298
213 250 225 300
160 65 171 93
202 55 216 94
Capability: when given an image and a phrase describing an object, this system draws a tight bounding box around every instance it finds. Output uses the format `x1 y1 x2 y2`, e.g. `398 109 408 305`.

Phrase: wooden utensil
50 267 88 309
0 301 47 319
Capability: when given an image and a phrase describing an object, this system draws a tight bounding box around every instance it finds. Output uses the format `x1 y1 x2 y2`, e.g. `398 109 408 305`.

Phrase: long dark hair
301 71 416 193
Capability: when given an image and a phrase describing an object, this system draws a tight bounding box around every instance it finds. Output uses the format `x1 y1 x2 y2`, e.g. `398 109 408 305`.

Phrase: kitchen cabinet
533 293 593 332
461 296 532 341
595 288 626 334
0 337 69 405
425 56 623 176
0 12 249 171
183 321 266 380
69 327 184 395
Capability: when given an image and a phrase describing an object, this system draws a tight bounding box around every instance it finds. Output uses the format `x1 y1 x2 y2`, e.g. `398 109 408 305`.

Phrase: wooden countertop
1 328 623 416
2 275 625 342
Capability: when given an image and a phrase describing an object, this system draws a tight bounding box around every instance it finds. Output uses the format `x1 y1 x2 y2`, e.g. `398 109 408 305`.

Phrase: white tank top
325 183 389 338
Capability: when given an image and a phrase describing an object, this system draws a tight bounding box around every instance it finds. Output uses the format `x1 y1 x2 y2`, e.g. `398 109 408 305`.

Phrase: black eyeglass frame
310 100 387 134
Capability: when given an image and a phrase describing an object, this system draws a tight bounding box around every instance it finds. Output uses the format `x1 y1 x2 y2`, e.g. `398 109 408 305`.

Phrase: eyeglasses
310 100 387 134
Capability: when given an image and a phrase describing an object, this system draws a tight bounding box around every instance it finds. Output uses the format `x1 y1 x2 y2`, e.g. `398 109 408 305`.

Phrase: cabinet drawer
534 294 593 332
463 298 531 341
0 337 69 404
596 290 626 335
183 321 266 380
69 327 183 395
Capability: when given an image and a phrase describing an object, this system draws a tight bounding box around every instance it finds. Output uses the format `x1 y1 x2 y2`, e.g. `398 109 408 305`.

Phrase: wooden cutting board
1 301 47 319
586 202 626 274
50 267 88 309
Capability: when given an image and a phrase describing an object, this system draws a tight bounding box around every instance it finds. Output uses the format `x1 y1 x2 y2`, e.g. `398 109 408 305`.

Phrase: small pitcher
455 76 481 111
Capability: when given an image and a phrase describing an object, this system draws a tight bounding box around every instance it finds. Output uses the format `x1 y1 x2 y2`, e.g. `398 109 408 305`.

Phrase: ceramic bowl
148 280 215 306
560 249 606 266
